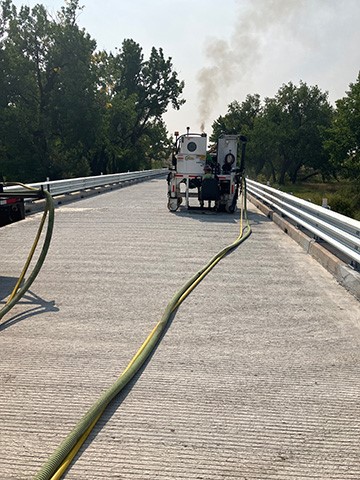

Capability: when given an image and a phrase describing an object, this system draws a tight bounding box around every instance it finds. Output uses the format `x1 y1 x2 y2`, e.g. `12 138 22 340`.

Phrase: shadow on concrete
173 208 238 224
171 203 272 226
0 288 58 331
0 276 19 302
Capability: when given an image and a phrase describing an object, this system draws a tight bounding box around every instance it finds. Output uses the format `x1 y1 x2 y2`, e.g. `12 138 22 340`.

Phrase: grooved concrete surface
1 178 360 480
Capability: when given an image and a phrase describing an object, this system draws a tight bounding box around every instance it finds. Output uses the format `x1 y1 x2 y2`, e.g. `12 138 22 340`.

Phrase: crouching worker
200 165 220 209
203 164 214 179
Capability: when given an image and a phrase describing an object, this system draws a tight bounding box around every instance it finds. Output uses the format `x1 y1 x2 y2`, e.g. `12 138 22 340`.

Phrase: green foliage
90 38 184 174
211 78 360 218
324 71 360 181
0 0 99 180
211 94 261 141
254 82 333 184
280 181 360 220
0 0 184 181
329 183 360 220
212 81 334 185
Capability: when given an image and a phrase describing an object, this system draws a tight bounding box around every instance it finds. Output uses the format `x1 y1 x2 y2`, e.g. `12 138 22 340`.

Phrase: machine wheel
225 203 236 213
168 198 179 212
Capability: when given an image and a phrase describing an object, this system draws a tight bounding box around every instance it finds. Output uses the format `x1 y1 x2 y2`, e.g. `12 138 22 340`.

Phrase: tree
0 2 185 181
129 42 185 142
46 0 100 178
0 0 99 180
92 39 184 174
275 82 333 184
139 119 173 169
0 0 43 180
247 109 282 182
211 94 261 141
247 82 333 184
324 72 360 181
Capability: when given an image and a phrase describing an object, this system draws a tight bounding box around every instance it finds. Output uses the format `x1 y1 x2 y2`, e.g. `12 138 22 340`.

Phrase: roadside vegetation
211 75 360 219
0 0 183 181
0 0 359 219
274 181 360 221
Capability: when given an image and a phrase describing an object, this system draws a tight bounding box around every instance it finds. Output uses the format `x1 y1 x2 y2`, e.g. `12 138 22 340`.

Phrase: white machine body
176 134 207 175
217 135 238 173
167 131 241 213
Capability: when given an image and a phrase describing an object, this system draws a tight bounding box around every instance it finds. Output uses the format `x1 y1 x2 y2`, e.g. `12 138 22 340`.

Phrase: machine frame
167 130 243 213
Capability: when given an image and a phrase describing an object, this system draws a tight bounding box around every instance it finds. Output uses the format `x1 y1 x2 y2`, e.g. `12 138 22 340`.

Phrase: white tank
176 134 207 175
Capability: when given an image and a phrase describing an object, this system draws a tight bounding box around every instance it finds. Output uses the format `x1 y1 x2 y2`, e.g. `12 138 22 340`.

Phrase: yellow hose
7 210 48 304
0 183 55 322
34 178 251 480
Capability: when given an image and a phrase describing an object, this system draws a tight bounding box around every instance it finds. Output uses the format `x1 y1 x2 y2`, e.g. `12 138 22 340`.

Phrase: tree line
1 0 359 190
0 0 184 182
211 75 360 186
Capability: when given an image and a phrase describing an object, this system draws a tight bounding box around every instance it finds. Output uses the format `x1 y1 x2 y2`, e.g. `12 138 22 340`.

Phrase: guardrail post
322 198 331 209
246 178 360 268
351 260 359 271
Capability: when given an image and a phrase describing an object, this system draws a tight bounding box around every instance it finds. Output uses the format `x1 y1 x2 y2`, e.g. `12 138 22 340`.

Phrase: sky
10 0 360 137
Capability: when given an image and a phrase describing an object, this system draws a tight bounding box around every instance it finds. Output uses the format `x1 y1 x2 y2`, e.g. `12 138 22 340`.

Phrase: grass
274 181 360 220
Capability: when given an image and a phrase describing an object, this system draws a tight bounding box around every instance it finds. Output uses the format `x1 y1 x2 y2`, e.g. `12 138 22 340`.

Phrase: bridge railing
247 178 360 268
3 169 166 198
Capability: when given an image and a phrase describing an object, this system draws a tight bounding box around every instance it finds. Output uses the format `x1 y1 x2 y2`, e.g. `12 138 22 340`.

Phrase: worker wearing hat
203 164 214 179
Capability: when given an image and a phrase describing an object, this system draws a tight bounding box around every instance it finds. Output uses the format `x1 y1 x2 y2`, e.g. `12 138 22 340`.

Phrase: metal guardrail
3 169 166 199
247 179 360 267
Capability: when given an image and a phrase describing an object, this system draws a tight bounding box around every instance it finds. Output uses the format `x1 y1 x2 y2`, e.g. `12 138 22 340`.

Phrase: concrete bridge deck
1 178 359 479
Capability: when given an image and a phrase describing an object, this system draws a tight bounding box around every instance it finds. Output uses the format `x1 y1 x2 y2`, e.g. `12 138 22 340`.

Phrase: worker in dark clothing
203 164 214 179
200 165 219 209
